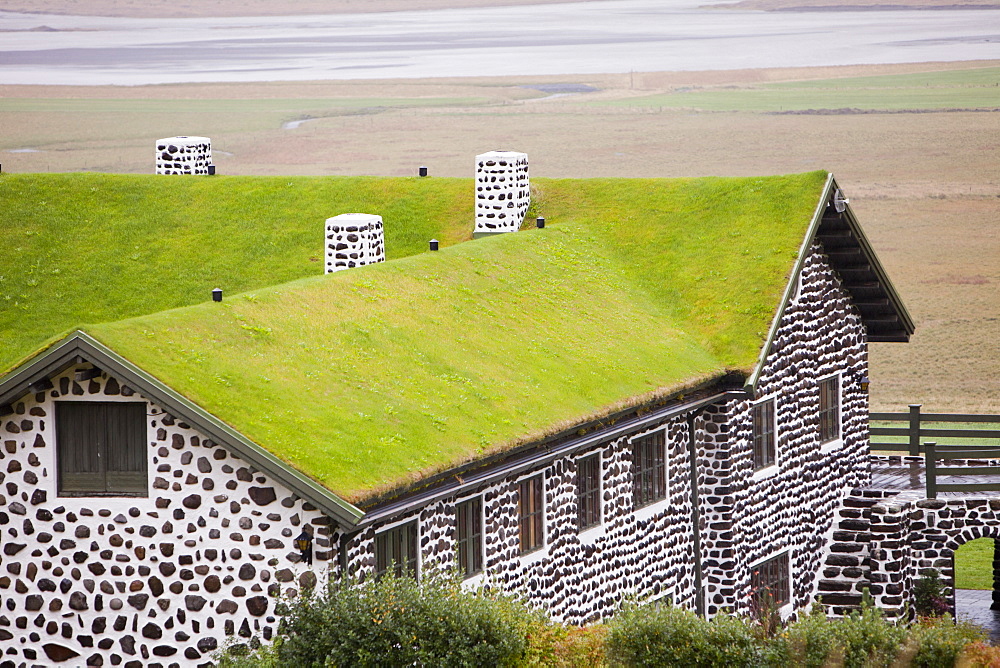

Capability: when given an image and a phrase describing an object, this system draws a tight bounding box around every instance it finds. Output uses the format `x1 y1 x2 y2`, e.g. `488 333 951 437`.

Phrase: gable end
0 331 364 528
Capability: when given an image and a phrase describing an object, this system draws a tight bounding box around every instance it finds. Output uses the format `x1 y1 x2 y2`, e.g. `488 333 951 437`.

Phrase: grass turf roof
0 173 476 373
3 170 828 502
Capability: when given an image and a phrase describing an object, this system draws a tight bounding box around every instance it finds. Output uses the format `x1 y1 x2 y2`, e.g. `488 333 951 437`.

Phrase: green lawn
2 171 827 500
956 537 994 590
597 67 1000 112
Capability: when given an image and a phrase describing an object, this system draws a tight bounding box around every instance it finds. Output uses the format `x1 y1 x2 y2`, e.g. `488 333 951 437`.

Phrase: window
752 399 776 471
56 401 147 496
819 376 840 444
577 454 601 532
632 432 666 509
750 551 790 610
456 497 483 578
518 475 544 555
375 521 418 578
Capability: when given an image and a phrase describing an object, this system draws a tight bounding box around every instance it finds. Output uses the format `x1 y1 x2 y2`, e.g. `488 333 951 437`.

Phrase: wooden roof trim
0 331 365 528
745 174 914 395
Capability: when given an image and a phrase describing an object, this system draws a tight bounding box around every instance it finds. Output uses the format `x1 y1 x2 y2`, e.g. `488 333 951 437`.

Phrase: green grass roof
1 171 828 502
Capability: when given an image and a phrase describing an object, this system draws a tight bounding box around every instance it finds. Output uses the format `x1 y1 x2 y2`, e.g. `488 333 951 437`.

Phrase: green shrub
219 569 546 668
605 604 760 667
216 637 282 668
835 603 908 668
960 640 1000 667
525 623 608 667
909 614 987 668
780 602 840 668
914 569 949 617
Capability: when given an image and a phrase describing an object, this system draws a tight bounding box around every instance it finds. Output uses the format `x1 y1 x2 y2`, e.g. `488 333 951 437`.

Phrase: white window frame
576 450 606 545
751 393 780 481
818 373 843 454
514 471 548 567
645 584 676 610
629 427 671 524
455 492 487 583
749 547 794 620
373 515 421 580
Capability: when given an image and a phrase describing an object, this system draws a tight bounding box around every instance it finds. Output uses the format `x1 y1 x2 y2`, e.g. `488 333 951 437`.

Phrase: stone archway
864 497 1000 621
944 530 1000 641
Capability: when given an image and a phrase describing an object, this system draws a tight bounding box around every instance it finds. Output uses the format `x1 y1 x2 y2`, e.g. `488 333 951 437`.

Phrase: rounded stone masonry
156 136 214 175
0 363 332 666
474 150 529 236
324 213 385 273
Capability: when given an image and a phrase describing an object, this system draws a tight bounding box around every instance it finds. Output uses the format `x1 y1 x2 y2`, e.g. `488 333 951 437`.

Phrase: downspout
687 411 706 616
338 531 351 579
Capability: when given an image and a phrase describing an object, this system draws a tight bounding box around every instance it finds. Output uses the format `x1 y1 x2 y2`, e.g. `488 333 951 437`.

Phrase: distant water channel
0 0 997 85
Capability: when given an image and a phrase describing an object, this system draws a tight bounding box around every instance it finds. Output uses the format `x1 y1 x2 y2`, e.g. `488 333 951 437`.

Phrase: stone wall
818 484 1000 619
0 365 332 667
324 213 385 273
155 137 213 176
0 243 875 662
474 151 530 235
342 245 871 622
344 414 699 624
711 243 871 617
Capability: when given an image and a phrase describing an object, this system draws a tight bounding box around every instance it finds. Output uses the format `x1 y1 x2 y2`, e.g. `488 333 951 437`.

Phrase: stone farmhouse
0 165 912 666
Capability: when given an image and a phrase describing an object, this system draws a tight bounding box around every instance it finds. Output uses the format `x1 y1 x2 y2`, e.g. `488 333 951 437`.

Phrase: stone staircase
814 488 902 617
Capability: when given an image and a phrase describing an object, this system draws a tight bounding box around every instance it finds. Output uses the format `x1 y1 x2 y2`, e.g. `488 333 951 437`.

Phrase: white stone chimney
325 214 385 273
156 136 214 175
474 151 529 237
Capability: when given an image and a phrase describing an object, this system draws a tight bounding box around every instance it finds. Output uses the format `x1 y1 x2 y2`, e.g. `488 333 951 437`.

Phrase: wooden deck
871 457 1000 496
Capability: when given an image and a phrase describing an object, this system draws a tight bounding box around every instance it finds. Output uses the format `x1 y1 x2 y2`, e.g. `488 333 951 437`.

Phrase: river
0 0 997 85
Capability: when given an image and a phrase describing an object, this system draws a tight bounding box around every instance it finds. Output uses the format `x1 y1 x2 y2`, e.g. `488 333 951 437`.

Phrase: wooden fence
870 404 1000 456
870 405 1000 498
923 443 1000 498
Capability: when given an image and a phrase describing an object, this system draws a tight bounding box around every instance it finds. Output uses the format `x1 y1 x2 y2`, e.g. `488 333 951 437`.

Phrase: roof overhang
745 174 914 395
0 331 364 528
355 387 748 532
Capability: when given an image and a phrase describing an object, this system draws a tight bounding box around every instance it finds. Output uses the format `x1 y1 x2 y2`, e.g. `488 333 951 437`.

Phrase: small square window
518 476 544 555
456 497 483 578
818 376 840 444
750 551 790 609
633 432 666 510
577 454 601 532
56 401 147 496
375 522 418 578
752 399 776 471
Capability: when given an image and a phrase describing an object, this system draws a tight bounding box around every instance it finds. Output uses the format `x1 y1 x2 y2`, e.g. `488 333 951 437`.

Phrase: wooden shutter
105 402 147 493
57 402 105 493
57 402 147 496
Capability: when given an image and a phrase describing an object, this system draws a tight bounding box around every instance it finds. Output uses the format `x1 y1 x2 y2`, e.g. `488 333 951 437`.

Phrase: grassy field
599 67 1000 112
1 61 997 413
957 538 994 590
870 420 1000 454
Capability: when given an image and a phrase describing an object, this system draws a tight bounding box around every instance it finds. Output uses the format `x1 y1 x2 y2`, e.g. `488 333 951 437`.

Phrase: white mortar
325 213 385 273
474 151 529 235
156 136 213 175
